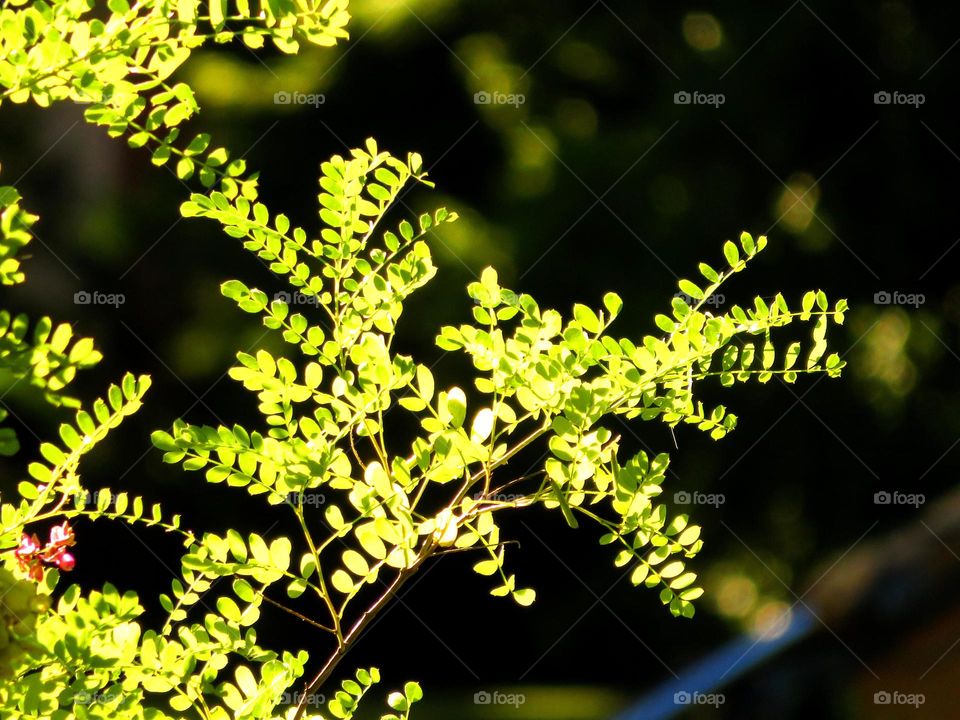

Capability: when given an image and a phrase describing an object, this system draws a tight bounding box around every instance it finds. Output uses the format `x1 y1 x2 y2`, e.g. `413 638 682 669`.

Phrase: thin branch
259 593 336 634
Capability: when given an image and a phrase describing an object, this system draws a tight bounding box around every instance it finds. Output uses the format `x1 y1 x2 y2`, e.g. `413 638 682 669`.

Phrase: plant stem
292 539 436 720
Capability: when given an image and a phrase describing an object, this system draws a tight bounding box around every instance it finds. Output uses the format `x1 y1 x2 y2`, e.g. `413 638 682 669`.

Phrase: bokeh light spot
682 12 724 51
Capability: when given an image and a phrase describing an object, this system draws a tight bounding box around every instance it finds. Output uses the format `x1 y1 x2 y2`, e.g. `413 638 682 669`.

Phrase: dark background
2 1 960 717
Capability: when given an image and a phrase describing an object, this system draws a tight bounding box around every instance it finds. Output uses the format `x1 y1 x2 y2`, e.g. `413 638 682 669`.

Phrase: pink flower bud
53 551 75 572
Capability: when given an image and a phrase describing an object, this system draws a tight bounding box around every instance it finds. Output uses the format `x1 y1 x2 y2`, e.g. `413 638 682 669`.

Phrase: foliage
0 179 105 459
0 1 847 719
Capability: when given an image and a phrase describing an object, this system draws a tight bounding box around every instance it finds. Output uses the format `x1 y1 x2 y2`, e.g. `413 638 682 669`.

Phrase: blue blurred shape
611 606 816 720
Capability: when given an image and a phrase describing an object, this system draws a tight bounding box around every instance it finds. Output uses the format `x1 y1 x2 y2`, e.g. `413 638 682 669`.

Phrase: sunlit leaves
14 374 152 514
155 137 850 717
0 0 856 707
0 183 36 285
323 667 382 719
384 680 424 719
512 587 536 607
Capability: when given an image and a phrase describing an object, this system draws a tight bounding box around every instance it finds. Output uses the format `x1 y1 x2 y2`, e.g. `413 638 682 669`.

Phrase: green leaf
470 408 495 443
603 292 623 317
698 262 719 282
655 314 675 333
678 279 703 300
473 559 499 576
723 240 740 268
388 692 408 711
217 596 242 623
210 0 227 28
331 569 355 594
512 588 536 606
445 387 467 428
573 304 601 334
417 365 434 401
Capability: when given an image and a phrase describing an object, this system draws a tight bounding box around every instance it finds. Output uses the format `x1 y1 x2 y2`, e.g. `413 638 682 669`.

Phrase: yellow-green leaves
322 667 383 719
355 522 387 560
417 364 434 402
177 0 196 23
209 0 227 29
0 311 103 412
331 569 354 594
342 550 369 577
470 267 502 308
440 387 467 428
723 240 740 268
512 587 536 607
678 279 703 301
1 9 866 702
603 291 623 318
16 373 152 513
0 184 36 286
385 681 424 719
470 407 495 443
573 303 601 334
364 461 391 497
432 509 459 547
473 558 500 576
149 119 850 720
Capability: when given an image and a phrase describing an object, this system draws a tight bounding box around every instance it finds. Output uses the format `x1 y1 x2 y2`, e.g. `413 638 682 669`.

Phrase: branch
292 538 438 720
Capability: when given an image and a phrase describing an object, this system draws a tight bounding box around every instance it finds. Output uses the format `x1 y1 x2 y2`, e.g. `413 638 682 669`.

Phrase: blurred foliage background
3 1 960 717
